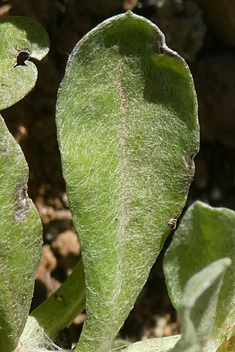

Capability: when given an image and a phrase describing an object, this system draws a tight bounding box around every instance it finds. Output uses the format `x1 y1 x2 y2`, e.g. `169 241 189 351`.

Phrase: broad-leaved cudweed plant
0 10 234 352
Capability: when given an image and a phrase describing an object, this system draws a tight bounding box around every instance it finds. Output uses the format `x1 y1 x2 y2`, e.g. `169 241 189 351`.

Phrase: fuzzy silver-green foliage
172 258 230 352
125 258 230 352
0 114 42 352
0 16 49 352
125 335 180 352
56 11 199 352
164 202 235 352
0 16 49 110
30 260 86 340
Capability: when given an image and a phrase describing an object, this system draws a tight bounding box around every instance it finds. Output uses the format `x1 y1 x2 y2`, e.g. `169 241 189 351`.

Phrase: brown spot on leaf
53 294 64 302
152 36 164 55
15 182 29 222
183 152 196 172
168 218 177 229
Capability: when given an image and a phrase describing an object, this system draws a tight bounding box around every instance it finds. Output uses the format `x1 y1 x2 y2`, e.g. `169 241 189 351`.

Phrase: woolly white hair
14 316 73 352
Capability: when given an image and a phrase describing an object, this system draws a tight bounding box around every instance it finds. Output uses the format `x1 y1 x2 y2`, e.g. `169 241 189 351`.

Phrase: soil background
1 0 235 348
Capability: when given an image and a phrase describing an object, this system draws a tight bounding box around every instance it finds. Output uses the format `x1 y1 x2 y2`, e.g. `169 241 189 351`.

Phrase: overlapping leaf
164 202 235 351
0 16 49 110
172 258 230 352
0 115 42 352
125 335 180 352
0 16 49 352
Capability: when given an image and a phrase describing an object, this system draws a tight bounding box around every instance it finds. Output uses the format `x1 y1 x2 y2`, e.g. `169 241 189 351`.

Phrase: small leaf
111 339 131 351
0 115 42 352
172 258 230 352
176 347 204 352
29 259 86 341
164 201 235 351
124 257 229 352
0 16 49 110
125 335 180 352
56 11 199 352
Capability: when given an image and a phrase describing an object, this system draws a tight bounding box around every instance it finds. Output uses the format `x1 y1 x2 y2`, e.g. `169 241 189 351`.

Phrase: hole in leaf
15 49 31 67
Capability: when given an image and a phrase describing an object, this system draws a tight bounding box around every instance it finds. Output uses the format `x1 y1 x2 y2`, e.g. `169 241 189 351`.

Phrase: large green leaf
0 114 42 352
56 11 199 352
164 202 235 351
0 16 49 110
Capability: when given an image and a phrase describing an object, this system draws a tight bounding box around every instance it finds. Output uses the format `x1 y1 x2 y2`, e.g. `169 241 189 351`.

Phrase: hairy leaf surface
172 258 230 352
56 11 199 352
0 115 42 352
30 260 86 340
0 16 49 110
164 202 235 351
125 335 180 352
